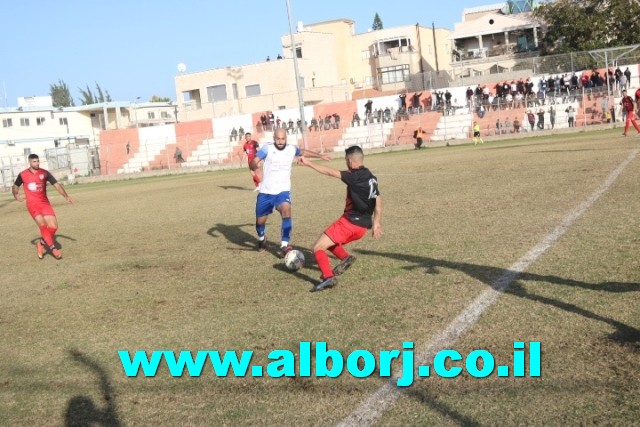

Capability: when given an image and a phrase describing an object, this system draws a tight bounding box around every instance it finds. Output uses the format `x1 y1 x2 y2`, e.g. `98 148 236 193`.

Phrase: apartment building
174 19 453 122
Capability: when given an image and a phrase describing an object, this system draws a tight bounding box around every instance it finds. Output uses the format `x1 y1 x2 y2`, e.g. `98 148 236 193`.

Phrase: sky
2 0 494 106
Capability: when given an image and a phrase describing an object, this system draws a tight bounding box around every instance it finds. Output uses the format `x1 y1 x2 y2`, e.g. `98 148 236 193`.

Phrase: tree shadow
356 249 640 348
64 349 122 427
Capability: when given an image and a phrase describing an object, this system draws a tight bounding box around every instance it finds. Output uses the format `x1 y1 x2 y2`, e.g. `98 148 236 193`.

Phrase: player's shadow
218 185 251 191
63 349 122 427
30 234 76 250
207 223 260 251
355 249 640 348
206 223 320 285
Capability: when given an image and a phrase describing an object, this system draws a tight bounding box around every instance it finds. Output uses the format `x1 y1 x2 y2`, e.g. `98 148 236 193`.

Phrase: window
37 117 46 125
59 117 68 126
361 50 371 60
206 84 227 102
245 84 261 97
2 118 13 128
296 47 302 58
147 112 155 119
20 118 30 126
232 83 238 100
378 65 410 84
161 111 170 119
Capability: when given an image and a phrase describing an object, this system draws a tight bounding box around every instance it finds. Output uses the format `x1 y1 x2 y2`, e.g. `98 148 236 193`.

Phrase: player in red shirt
299 145 383 292
634 87 640 113
620 89 640 136
241 132 261 191
12 154 73 259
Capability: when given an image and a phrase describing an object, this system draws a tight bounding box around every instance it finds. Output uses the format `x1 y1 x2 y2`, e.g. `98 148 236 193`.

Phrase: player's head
345 145 364 170
622 89 627 95
28 154 40 169
274 128 287 150
245 132 252 140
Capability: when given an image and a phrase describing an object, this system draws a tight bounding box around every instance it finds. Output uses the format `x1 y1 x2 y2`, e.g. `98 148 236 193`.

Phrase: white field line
338 148 640 427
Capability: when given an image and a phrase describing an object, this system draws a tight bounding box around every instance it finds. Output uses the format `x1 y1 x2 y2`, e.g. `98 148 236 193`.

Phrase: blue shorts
256 191 291 217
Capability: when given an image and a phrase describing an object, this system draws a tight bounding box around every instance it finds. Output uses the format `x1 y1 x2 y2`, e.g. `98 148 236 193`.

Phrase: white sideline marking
338 148 640 427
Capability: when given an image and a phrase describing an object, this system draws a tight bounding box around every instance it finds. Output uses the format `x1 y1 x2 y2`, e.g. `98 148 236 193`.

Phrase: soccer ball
284 249 305 271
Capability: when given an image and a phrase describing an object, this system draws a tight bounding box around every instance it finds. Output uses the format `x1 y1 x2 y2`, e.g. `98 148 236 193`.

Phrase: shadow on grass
64 349 122 427
207 223 320 286
218 185 251 191
356 249 640 348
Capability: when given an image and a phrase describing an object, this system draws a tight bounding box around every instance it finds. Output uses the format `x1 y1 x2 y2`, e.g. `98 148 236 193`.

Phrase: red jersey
243 140 259 161
14 168 58 205
622 96 635 113
635 88 640 101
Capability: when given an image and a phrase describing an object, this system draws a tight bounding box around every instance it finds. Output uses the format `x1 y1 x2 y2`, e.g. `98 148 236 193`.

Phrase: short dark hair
28 154 39 160
345 145 363 156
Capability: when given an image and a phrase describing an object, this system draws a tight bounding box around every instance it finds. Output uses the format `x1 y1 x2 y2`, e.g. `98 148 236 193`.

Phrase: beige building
174 19 453 122
450 1 542 79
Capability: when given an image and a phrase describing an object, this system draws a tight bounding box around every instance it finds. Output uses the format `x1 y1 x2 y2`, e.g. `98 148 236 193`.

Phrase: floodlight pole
285 0 308 149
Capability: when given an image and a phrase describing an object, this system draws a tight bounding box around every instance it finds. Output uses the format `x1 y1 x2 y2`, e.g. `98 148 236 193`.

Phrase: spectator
566 106 576 127
513 117 520 133
495 118 503 135
351 112 361 127
174 147 185 163
549 106 556 129
527 110 536 131
229 127 238 142
537 108 545 130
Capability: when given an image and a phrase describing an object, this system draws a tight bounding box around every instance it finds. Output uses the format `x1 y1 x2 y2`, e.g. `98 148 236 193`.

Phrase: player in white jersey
250 127 330 256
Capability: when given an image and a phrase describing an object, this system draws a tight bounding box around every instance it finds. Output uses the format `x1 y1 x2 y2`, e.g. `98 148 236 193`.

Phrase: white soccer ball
284 250 305 271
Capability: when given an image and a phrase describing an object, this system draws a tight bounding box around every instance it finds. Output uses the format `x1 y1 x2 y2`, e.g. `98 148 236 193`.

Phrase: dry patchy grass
0 130 638 426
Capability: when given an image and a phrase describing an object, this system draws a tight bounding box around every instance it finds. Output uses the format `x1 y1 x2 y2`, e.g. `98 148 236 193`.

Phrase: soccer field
1 130 638 426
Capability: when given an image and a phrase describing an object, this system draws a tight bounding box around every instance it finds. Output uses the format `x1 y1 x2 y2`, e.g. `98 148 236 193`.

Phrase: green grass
0 130 638 426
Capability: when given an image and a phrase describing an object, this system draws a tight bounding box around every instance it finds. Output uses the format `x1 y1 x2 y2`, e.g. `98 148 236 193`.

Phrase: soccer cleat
333 255 356 276
37 241 45 259
622 133 627 137
257 239 267 252
51 248 62 260
280 245 293 257
311 276 337 292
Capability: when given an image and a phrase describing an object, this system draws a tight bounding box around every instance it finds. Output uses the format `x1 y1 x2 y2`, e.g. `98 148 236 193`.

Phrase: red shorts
247 156 256 169
27 202 55 218
324 216 368 246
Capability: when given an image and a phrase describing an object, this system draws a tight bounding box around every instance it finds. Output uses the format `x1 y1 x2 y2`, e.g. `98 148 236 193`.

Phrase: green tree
151 96 171 102
78 82 112 105
534 0 640 54
372 13 383 31
49 79 75 107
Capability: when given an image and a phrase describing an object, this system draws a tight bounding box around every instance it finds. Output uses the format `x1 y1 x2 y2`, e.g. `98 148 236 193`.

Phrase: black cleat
333 255 356 276
311 276 337 292
257 239 267 252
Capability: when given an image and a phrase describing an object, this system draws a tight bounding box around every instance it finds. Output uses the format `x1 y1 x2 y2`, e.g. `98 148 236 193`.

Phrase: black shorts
473 131 480 137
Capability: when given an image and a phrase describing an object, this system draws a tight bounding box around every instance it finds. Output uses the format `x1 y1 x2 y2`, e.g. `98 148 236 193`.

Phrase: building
0 96 177 184
450 0 542 79
174 19 453 122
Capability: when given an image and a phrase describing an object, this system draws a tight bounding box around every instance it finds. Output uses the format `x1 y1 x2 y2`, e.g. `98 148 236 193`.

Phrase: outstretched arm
53 183 73 204
298 156 341 178
300 148 331 161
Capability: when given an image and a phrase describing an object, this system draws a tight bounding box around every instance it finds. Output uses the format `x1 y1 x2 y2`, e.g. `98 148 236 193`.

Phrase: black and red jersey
243 140 259 160
340 167 380 229
14 168 57 205
622 96 635 113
